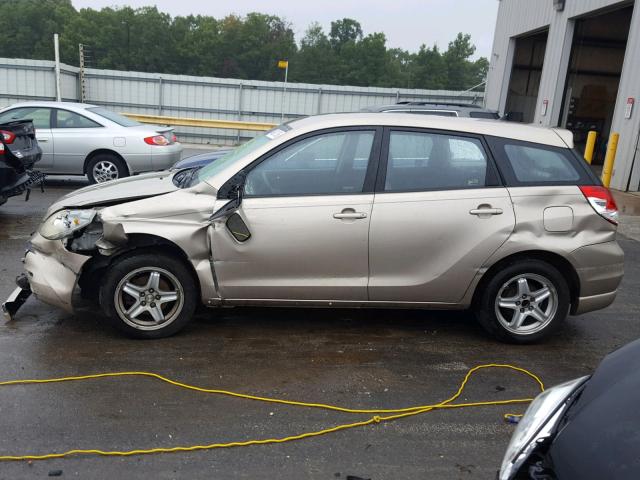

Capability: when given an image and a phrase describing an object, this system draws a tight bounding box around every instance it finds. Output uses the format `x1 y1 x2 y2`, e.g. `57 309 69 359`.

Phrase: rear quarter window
486 136 598 186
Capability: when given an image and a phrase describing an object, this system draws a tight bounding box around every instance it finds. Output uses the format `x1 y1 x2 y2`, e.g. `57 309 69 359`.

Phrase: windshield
86 107 142 127
196 125 291 184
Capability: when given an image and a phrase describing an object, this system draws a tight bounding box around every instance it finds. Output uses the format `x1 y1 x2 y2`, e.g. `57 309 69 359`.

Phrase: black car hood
549 339 640 479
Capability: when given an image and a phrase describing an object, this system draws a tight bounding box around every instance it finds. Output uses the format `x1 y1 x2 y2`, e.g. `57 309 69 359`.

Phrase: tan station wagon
3 113 624 342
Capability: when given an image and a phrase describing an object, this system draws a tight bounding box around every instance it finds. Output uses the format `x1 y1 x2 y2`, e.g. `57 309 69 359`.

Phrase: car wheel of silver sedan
100 253 197 339
475 259 570 344
87 154 128 184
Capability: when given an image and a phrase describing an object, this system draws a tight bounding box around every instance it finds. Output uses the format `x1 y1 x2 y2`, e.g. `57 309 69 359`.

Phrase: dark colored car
0 120 43 206
171 148 233 171
499 338 640 479
362 101 501 119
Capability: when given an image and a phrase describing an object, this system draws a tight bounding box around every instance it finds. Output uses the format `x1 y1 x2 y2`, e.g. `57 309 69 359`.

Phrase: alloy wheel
494 273 558 335
92 160 119 183
114 267 184 331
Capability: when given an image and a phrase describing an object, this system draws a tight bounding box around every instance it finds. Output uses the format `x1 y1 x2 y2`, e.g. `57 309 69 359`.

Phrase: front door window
244 130 375 196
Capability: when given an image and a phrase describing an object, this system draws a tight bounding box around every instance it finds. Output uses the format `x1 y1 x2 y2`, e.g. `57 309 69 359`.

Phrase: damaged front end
2 208 121 320
4 174 220 322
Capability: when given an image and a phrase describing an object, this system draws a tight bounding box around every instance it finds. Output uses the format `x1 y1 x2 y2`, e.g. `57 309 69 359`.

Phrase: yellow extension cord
0 363 543 462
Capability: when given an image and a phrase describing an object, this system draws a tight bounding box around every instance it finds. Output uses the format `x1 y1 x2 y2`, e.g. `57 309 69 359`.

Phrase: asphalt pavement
0 163 638 479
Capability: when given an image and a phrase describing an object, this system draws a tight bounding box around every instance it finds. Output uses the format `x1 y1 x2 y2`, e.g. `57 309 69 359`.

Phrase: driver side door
210 127 381 303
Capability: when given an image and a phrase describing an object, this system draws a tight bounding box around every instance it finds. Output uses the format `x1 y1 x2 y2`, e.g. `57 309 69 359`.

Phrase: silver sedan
0 102 182 183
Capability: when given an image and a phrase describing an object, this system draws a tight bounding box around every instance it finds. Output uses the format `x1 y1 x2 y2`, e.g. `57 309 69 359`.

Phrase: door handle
36 138 48 142
469 205 503 216
333 210 367 220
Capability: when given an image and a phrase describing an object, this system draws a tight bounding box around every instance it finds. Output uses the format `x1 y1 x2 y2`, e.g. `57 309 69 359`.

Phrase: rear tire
474 259 570 344
99 252 198 339
87 154 128 184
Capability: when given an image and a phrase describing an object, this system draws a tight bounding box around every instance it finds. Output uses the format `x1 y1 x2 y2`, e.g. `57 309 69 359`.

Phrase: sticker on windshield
266 128 286 140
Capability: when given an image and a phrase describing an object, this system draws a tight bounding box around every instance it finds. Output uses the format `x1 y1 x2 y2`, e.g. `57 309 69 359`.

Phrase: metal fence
0 57 484 145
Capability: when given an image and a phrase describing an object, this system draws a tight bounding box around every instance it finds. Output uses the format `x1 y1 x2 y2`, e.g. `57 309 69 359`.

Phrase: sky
70 0 500 59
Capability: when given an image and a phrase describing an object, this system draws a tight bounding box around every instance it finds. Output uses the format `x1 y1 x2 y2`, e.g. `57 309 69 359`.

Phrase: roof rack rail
394 101 481 108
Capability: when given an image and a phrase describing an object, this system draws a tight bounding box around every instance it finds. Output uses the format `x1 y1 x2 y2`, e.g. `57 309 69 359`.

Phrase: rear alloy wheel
87 154 128 184
475 260 570 343
100 253 197 339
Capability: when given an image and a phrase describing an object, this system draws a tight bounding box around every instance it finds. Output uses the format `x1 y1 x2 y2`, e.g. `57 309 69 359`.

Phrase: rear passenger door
368 128 515 304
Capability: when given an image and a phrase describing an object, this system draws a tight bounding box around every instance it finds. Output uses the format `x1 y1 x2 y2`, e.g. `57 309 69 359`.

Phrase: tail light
0 130 16 144
144 135 170 146
579 185 619 225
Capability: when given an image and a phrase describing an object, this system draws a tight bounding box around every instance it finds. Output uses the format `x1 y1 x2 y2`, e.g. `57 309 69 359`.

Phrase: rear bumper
22 233 90 313
573 290 618 315
0 169 46 199
151 143 183 170
569 241 624 315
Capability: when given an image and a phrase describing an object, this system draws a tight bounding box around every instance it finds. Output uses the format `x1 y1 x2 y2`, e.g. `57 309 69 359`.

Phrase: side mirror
210 187 243 222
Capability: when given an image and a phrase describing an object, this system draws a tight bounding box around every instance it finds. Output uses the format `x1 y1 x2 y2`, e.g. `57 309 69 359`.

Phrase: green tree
385 48 413 88
216 13 296 80
291 22 338 84
0 2 489 90
329 18 363 50
411 44 447 89
443 32 484 90
171 15 221 76
0 0 76 61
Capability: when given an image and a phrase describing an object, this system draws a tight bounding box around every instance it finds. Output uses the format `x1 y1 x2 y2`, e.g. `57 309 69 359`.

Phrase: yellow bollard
584 130 597 164
601 133 619 188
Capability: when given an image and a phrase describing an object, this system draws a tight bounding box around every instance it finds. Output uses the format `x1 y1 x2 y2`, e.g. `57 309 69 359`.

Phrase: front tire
475 259 570 344
100 253 197 339
87 154 128 184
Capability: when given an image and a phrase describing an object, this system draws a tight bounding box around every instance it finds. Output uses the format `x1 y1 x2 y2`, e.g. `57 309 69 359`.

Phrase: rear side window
486 136 597 186
383 130 491 191
55 109 102 128
504 145 579 182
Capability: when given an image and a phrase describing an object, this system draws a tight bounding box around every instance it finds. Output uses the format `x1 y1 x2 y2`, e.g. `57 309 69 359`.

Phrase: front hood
47 170 178 214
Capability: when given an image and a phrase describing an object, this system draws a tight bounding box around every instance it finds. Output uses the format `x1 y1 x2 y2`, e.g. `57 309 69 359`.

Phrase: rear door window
382 130 494 191
486 136 597 186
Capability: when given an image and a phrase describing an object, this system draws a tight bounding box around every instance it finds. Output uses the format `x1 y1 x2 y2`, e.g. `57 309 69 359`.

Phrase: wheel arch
78 233 201 301
83 149 131 176
472 250 580 313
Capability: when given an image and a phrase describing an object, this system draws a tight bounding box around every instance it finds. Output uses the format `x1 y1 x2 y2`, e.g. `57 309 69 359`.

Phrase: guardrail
122 113 276 132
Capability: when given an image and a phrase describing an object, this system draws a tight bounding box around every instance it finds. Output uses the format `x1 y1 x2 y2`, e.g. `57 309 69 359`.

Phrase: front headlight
39 209 97 240
499 376 589 480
